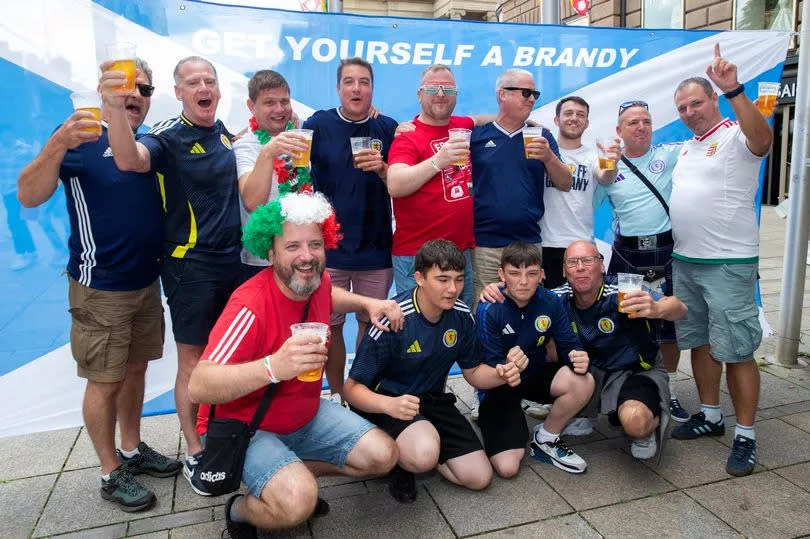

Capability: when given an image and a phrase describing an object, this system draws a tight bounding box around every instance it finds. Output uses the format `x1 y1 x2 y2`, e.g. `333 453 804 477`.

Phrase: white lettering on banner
481 46 503 66
511 46 637 68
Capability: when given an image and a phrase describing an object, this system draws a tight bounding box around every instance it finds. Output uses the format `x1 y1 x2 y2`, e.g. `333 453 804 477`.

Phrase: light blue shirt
595 143 682 236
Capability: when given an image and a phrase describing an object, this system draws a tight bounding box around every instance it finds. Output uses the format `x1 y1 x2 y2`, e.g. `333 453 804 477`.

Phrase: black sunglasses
503 86 541 100
136 83 155 97
618 100 648 116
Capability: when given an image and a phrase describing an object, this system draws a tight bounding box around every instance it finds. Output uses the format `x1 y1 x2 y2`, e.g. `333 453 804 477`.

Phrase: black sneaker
313 497 330 517
183 451 212 496
388 466 417 503
118 442 182 478
100 466 156 512
671 412 725 440
223 494 257 539
669 398 690 423
726 435 757 477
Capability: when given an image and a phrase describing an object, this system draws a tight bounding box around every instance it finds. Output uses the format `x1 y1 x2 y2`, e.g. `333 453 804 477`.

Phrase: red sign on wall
570 0 589 16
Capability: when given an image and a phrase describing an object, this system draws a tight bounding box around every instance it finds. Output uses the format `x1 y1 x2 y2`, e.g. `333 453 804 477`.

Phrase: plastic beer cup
617 273 644 313
523 126 544 159
350 137 372 168
756 82 779 118
70 91 102 136
106 42 137 92
290 129 313 167
290 322 328 382
597 136 616 170
447 128 471 166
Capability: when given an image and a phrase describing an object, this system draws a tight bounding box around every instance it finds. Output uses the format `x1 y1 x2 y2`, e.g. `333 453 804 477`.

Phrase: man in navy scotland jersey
470 69 572 305
344 240 522 503
18 60 181 511
476 243 593 476
101 55 242 492
304 57 397 400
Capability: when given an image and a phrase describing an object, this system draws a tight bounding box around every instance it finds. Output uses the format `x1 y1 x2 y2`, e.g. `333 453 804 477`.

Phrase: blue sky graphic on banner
0 0 789 437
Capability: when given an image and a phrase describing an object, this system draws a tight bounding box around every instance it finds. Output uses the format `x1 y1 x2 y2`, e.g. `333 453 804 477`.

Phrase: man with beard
189 192 400 537
18 59 181 511
101 56 243 494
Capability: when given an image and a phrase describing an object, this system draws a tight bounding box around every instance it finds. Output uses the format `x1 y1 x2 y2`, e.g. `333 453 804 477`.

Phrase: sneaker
469 402 479 422
313 497 330 517
100 466 156 512
669 398 690 423
630 432 657 460
521 399 551 420
224 494 257 539
726 435 757 477
9 252 35 271
388 466 417 503
671 412 725 440
183 451 212 496
327 392 347 408
563 417 594 436
530 437 587 474
118 442 183 478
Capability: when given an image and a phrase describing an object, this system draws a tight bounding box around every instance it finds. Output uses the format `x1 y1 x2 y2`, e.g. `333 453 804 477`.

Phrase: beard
275 259 325 296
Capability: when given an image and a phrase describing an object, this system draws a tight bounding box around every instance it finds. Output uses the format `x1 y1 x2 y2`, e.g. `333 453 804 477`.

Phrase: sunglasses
419 84 458 96
136 83 155 98
618 100 648 116
503 86 541 100
563 255 603 269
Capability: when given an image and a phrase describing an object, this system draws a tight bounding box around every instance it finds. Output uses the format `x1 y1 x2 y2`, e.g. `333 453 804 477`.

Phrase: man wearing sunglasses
18 59 182 511
594 99 687 424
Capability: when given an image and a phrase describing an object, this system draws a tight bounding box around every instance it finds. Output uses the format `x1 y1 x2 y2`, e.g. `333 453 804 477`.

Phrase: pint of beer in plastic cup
70 91 102 136
106 42 137 92
350 137 372 168
523 126 544 159
447 128 471 167
290 129 314 167
755 82 779 118
617 273 644 313
290 322 328 382
597 136 616 170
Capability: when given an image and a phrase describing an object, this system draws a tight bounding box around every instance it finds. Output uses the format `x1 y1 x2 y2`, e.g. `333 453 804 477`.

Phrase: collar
493 120 529 138
180 112 216 129
336 107 370 124
695 118 734 142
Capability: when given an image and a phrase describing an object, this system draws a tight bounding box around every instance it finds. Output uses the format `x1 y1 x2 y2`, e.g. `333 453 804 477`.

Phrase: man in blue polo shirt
476 242 593 476
304 57 397 400
101 55 241 494
344 240 521 504
18 59 181 511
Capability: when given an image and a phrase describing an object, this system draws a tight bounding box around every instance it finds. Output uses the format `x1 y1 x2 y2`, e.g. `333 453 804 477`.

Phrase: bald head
564 240 600 260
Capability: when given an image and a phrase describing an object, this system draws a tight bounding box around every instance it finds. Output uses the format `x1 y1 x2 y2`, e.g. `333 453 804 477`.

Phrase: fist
568 350 589 375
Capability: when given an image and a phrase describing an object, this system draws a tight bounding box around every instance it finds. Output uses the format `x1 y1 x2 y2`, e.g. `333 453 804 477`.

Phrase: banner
0 0 790 437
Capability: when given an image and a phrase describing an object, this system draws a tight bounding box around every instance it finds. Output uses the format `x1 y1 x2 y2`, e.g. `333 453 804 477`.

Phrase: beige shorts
68 277 164 383
326 267 393 325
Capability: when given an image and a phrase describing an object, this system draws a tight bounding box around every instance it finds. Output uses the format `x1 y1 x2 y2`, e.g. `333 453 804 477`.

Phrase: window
643 0 683 28
736 0 794 30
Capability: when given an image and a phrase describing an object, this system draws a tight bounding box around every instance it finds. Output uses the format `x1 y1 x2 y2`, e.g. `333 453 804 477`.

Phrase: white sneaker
630 432 657 460
563 417 594 436
521 399 551 419
325 392 347 407
530 427 587 474
469 402 479 421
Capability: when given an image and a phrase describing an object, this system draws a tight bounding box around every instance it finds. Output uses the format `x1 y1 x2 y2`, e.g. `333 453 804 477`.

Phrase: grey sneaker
100 466 156 512
118 442 182 478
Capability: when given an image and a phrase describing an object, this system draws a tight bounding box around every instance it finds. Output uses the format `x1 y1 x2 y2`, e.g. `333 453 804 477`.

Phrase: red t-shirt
196 268 332 435
388 115 475 256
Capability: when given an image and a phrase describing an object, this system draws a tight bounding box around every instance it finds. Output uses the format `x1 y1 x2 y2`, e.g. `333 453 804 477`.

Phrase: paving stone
318 481 367 501
755 406 784 419
774 462 810 492
34 467 174 536
642 436 740 488
173 474 246 512
686 471 810 538
128 508 212 535
169 521 224 538
425 466 571 536
780 411 810 433
258 524 310 538
317 475 361 488
51 523 127 539
0 474 57 539
774 401 810 416
476 514 599 538
567 435 627 458
129 532 169 539
0 427 79 481
748 371 810 409
717 418 810 469
530 449 674 511
672 378 734 418
590 413 625 440
446 376 478 411
582 491 739 538
310 489 453 539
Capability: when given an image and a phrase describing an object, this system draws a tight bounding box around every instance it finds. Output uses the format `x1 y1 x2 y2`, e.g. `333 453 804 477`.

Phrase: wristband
723 84 745 100
263 355 280 384
429 157 442 172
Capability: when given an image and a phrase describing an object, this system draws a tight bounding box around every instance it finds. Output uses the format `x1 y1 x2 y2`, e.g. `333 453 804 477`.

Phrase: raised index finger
714 43 721 59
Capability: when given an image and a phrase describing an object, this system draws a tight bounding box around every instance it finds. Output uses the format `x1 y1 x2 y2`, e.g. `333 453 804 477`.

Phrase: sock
101 472 111 481
668 378 677 399
230 495 248 523
700 404 723 424
735 424 755 441
119 446 140 459
534 424 559 444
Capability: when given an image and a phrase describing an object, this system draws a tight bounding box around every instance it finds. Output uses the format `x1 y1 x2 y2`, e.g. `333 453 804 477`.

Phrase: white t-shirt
233 129 279 266
540 145 599 248
671 119 764 262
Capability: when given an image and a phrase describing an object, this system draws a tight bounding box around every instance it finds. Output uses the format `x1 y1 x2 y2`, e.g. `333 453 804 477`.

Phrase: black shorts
353 393 482 464
607 375 662 426
160 257 241 346
542 247 566 290
478 362 563 457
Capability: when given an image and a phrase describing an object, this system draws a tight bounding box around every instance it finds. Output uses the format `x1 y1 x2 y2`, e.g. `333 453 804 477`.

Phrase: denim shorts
240 399 375 496
392 249 474 307
672 259 762 363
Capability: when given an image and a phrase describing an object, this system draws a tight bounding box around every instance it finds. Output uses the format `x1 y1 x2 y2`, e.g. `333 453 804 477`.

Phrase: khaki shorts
68 277 164 383
327 267 393 325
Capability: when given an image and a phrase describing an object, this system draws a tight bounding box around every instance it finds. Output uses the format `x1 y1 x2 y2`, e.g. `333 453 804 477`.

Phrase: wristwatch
723 84 745 100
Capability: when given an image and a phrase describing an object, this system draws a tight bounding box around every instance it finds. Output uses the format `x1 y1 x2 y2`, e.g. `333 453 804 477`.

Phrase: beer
597 136 617 170
297 366 322 383
70 91 102 137
448 128 471 167
105 42 137 92
290 322 328 382
756 82 779 118
523 127 544 159
78 107 103 135
290 129 314 167
110 59 136 92
617 273 643 313
350 137 372 169
598 156 616 170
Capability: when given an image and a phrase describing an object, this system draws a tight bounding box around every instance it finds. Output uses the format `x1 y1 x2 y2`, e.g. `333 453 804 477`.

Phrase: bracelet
723 84 745 100
263 355 280 384
429 157 442 172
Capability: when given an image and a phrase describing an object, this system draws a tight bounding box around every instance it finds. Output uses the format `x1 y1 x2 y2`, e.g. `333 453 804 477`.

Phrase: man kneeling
189 192 398 537
344 240 520 503
477 242 594 476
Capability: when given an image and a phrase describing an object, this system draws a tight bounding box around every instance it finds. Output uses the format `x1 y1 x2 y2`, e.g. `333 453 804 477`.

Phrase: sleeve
349 326 396 388
461 116 475 130
202 300 261 366
735 126 766 163
381 117 398 161
387 133 421 166
593 182 608 210
475 301 506 368
139 132 166 172
457 311 483 370
547 294 581 367
233 135 259 179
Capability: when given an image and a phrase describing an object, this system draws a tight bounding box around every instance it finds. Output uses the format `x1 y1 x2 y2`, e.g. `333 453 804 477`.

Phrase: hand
496 362 522 387
231 126 248 143
53 111 102 149
394 121 416 137
620 290 658 319
368 104 381 119
386 394 420 420
525 137 553 162
267 333 328 381
506 346 529 372
706 43 739 93
568 350 589 375
262 131 309 162
98 60 132 110
367 298 404 332
354 149 385 174
596 138 622 166
479 282 507 304
434 137 470 169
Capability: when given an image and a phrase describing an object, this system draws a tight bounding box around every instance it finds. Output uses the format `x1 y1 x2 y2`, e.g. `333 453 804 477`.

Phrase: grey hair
135 57 152 85
419 63 454 82
495 68 533 92
675 77 715 98
173 56 218 84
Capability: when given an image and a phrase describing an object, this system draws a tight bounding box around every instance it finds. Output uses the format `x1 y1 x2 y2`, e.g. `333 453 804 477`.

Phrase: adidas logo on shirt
102 147 113 158
189 142 206 154
485 140 497 148
502 324 515 335
406 340 422 353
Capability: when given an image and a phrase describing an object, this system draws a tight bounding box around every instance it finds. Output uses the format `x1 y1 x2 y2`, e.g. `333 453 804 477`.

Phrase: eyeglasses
136 83 155 98
618 100 648 116
503 87 541 100
563 255 603 268
419 84 458 96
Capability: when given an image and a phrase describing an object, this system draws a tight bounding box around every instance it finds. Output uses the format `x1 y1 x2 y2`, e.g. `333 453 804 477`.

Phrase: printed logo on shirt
598 317 615 334
442 329 458 348
706 141 719 157
190 142 206 154
534 315 551 333
566 163 576 173
430 137 471 202
220 134 233 150
484 140 497 148
406 340 422 353
536 335 546 347
102 147 114 158
502 324 515 335
371 138 383 152
648 159 665 174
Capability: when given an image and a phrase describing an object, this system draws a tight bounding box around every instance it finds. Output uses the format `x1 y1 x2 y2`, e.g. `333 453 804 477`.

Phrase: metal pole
542 0 560 24
328 0 343 13
775 0 810 366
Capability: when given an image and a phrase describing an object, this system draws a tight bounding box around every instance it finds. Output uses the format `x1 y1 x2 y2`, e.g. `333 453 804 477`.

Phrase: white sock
119 447 140 459
534 424 559 444
735 424 755 440
101 472 111 481
668 378 677 399
700 404 723 424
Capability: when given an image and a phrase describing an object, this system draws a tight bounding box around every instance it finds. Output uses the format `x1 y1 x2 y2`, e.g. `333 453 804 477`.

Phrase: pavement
3 207 810 539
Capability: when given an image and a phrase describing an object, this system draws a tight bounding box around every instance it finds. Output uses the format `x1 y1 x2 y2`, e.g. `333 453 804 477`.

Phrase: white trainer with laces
530 427 587 474
630 431 657 460
521 399 551 419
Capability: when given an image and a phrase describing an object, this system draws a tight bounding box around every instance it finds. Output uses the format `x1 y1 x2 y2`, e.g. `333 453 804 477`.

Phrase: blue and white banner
0 0 789 437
